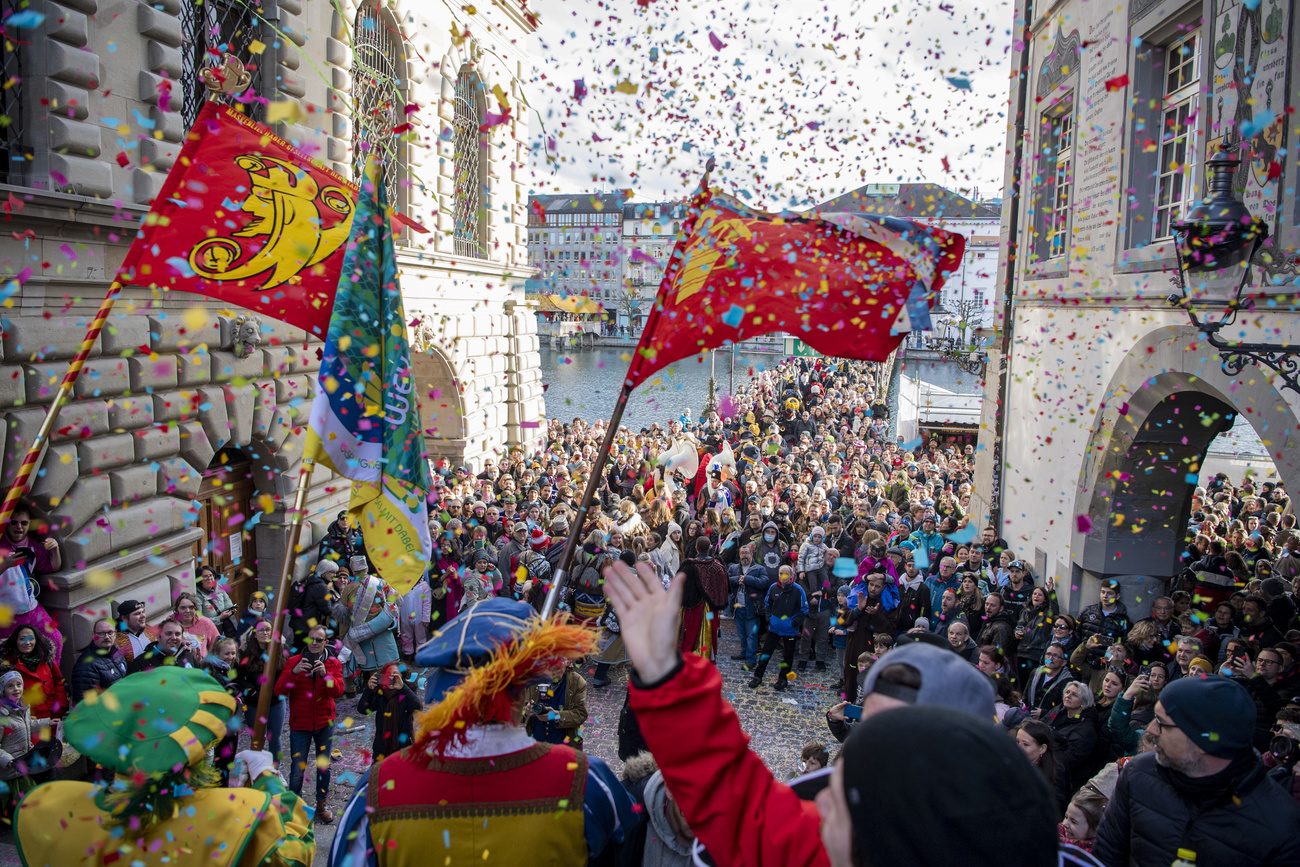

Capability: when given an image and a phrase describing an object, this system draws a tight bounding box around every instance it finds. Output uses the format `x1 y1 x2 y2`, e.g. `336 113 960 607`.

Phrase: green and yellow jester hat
65 667 237 775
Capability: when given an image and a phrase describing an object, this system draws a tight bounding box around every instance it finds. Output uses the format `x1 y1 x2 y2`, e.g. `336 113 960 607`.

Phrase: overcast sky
523 0 1014 210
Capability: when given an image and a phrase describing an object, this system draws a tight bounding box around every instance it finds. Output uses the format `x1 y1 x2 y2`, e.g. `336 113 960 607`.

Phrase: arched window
453 64 487 259
180 0 263 128
352 4 404 208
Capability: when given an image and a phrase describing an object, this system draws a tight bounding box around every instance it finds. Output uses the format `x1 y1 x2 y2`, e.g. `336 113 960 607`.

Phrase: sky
523 0 1016 210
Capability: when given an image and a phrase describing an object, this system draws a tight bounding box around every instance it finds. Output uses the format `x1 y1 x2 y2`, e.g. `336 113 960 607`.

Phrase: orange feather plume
413 615 599 755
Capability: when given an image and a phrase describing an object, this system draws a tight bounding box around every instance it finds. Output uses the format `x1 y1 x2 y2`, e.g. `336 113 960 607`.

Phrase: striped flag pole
0 270 134 526
0 63 249 527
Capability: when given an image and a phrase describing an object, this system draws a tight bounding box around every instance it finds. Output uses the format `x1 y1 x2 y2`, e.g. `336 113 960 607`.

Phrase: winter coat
728 562 772 619
523 667 588 746
642 770 694 867
1094 751 1300 867
796 541 829 577
903 529 944 564
0 703 48 781
69 644 127 706
1017 600 1061 662
11 658 68 720
196 585 236 635
319 520 367 568
1045 704 1099 793
1025 666 1073 715
333 576 400 672
764 581 808 637
287 571 335 644
1240 616 1285 650
1076 601 1132 645
274 651 345 731
358 680 421 759
895 580 932 633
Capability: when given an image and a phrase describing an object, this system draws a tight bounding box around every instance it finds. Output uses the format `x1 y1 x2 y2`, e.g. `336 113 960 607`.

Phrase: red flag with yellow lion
623 183 966 390
128 101 418 338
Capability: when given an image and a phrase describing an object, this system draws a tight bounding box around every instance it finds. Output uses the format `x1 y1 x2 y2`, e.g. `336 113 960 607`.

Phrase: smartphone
1139 665 1153 677
843 704 863 721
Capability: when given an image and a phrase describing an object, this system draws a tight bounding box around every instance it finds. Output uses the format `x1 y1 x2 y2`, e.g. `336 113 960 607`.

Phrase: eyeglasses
307 637 327 644
1054 623 1071 629
1044 652 1065 660
93 630 116 636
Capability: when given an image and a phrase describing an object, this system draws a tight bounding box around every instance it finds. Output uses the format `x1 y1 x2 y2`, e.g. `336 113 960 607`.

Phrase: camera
1270 734 1300 768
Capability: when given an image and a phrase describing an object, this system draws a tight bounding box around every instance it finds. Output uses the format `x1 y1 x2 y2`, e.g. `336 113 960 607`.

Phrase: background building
0 0 544 663
818 183 1001 345
618 200 688 330
971 0 1299 621
526 192 624 324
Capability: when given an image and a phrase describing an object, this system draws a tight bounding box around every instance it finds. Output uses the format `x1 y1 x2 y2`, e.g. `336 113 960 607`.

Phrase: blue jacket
764 581 808 637
903 529 944 565
924 574 961 615
728 562 772 619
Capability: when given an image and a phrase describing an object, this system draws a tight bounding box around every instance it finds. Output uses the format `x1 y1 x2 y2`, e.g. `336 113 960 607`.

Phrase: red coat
13 658 68 721
273 653 344 731
629 653 828 867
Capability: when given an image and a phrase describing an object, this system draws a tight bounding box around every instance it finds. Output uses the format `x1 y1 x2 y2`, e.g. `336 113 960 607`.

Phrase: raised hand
602 559 684 683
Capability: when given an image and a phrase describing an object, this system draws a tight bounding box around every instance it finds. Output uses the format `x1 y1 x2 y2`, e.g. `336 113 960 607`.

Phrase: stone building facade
971 0 1300 620
0 0 544 664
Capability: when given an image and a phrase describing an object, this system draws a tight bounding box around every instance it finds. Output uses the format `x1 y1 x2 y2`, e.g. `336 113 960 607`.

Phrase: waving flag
128 101 422 338
305 160 432 594
623 185 966 390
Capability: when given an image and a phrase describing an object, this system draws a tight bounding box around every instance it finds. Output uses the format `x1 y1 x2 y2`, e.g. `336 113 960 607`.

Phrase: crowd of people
2 353 1300 867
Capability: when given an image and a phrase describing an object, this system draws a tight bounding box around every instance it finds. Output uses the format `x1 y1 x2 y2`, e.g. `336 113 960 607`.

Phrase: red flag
623 188 966 390
129 101 422 338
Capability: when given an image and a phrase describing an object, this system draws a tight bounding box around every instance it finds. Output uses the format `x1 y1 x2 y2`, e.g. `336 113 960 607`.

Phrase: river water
537 345 779 428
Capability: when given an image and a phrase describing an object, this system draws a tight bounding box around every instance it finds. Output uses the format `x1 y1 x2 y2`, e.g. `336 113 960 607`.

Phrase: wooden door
195 455 258 610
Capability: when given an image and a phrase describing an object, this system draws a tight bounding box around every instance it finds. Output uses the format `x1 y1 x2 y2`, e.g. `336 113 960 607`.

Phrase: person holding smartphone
196 565 239 639
274 624 344 824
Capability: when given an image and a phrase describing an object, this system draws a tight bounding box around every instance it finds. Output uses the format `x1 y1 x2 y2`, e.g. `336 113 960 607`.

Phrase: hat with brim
65 667 236 775
413 598 598 754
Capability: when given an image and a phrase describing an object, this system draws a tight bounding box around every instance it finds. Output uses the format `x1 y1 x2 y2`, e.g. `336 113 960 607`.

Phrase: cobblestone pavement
580 620 846 781
0 622 843 865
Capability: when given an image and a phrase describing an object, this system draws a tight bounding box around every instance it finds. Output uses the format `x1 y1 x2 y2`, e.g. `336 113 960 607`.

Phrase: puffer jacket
69 644 128 706
1094 751 1300 867
274 650 345 732
1076 600 1132 645
0 703 48 780
764 581 808 637
796 541 828 576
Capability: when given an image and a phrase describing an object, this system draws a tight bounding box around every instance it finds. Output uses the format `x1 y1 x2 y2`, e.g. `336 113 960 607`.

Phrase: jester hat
413 597 597 754
64 667 237 775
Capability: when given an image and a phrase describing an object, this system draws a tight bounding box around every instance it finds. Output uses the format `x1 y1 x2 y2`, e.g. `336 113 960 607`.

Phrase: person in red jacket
602 559 1089 867
274 624 344 824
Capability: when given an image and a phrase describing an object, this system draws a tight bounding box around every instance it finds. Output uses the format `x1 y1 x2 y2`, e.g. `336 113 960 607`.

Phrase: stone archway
413 345 467 465
1068 325 1300 616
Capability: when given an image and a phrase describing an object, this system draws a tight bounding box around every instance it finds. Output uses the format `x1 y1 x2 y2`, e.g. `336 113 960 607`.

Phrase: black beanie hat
839 706 1057 867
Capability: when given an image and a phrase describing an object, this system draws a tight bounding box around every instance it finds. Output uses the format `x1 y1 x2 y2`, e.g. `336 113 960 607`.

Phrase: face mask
761 508 772 517
764 532 776 542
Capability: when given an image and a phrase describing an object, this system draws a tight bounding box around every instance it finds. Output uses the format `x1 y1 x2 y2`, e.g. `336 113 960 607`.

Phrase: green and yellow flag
305 160 432 593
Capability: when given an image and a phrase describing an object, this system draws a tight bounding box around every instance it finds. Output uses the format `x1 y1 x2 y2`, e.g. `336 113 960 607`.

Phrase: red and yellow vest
368 742 588 865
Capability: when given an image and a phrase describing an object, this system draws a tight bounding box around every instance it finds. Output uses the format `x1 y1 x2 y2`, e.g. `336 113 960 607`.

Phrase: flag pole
0 57 255 526
250 454 315 751
0 269 135 526
541 157 715 619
